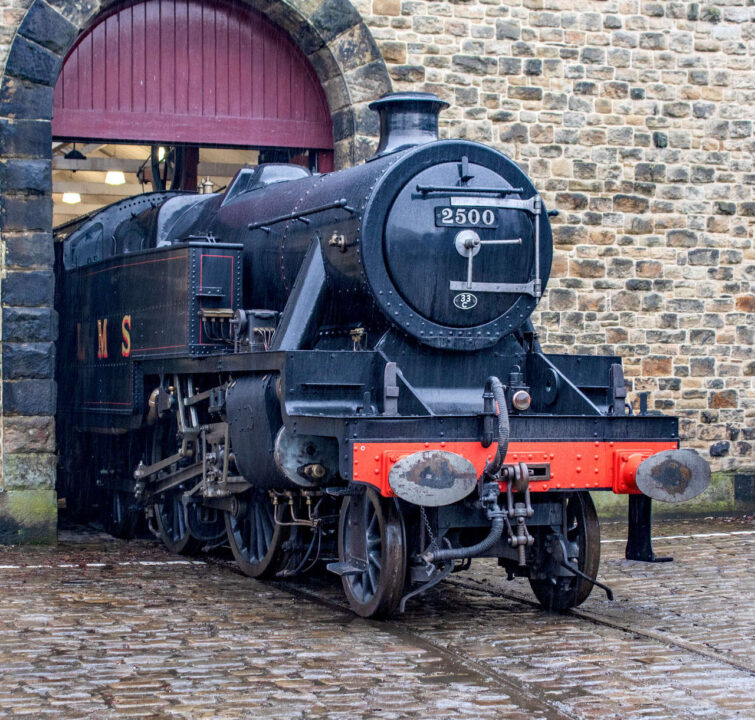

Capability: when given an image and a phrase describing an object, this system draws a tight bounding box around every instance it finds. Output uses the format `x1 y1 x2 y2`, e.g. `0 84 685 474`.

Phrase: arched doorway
53 0 334 152
51 0 334 223
0 0 391 543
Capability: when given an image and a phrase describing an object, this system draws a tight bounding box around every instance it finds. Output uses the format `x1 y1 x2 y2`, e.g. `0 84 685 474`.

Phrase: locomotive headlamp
512 390 531 412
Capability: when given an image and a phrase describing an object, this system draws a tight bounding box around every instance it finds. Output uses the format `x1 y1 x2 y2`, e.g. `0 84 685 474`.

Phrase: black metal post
625 494 673 562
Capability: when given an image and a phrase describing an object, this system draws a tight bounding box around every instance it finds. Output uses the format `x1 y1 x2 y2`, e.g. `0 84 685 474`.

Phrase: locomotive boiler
56 93 710 617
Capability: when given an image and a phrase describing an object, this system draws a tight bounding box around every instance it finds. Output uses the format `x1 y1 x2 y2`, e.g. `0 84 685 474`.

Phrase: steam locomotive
56 93 710 617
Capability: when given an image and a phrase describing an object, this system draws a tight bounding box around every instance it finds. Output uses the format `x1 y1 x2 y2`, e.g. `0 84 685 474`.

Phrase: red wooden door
52 0 333 151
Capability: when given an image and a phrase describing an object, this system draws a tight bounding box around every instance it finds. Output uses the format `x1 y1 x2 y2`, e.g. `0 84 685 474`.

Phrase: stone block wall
0 0 751 549
354 0 754 471
0 0 62 542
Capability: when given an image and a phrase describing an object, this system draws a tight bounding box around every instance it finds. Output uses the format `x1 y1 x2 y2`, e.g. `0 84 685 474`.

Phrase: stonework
0 0 752 540
0 0 392 542
0 520 753 717
357 0 753 471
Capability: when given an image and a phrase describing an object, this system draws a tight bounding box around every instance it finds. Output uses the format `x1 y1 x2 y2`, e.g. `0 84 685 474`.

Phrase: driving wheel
150 420 203 555
105 490 140 539
225 490 285 578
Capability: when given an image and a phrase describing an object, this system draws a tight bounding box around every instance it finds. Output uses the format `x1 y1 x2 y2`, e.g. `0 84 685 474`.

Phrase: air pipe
422 376 509 564
422 511 505 564
482 376 509 480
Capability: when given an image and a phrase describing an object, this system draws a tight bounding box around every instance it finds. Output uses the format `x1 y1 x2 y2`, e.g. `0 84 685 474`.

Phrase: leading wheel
338 488 406 619
529 491 600 611
225 490 285 578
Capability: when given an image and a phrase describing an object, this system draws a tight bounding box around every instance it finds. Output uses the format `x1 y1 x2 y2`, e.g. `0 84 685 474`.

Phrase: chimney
369 92 449 158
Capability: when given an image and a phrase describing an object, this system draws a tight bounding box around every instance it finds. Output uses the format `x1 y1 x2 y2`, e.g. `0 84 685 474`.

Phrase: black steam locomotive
56 93 710 617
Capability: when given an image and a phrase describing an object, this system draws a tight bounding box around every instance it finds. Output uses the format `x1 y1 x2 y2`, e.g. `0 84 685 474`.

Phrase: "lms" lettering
94 315 133 359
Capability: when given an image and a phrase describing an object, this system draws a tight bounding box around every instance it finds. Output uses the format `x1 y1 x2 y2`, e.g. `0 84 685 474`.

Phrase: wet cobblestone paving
0 517 753 719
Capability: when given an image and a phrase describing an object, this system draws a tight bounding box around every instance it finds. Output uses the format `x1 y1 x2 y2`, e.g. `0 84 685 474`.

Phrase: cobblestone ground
0 517 753 719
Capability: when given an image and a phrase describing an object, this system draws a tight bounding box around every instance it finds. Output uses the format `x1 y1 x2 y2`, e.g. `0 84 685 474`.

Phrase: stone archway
0 0 391 543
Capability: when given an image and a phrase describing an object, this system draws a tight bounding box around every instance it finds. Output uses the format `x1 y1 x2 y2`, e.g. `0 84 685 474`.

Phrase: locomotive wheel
225 490 284 578
149 420 204 555
529 491 600 611
153 487 204 555
105 490 140 539
338 488 406 619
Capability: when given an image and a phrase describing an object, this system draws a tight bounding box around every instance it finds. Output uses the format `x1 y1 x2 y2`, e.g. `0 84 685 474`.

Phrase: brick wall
0 0 752 488
357 0 754 471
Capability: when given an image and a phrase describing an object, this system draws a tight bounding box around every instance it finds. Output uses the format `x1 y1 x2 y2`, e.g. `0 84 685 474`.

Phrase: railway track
200 523 755 720
206 532 754 702
4 524 753 720
274 579 581 720
200 554 577 720
265 568 754 720
69 522 755 683
445 576 755 677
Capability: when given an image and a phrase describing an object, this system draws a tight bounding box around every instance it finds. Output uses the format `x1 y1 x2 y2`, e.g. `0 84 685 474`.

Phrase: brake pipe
422 377 510 564
481 376 509 480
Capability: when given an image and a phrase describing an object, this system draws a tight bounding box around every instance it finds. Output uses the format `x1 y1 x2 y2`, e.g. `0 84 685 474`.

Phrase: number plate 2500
435 206 498 228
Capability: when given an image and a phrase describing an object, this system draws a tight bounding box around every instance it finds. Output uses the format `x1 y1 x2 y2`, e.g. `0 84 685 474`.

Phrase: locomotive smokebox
369 92 449 157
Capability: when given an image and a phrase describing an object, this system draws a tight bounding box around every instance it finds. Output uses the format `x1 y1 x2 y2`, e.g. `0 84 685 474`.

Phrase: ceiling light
158 147 166 161
64 144 86 160
61 192 81 204
105 170 126 185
